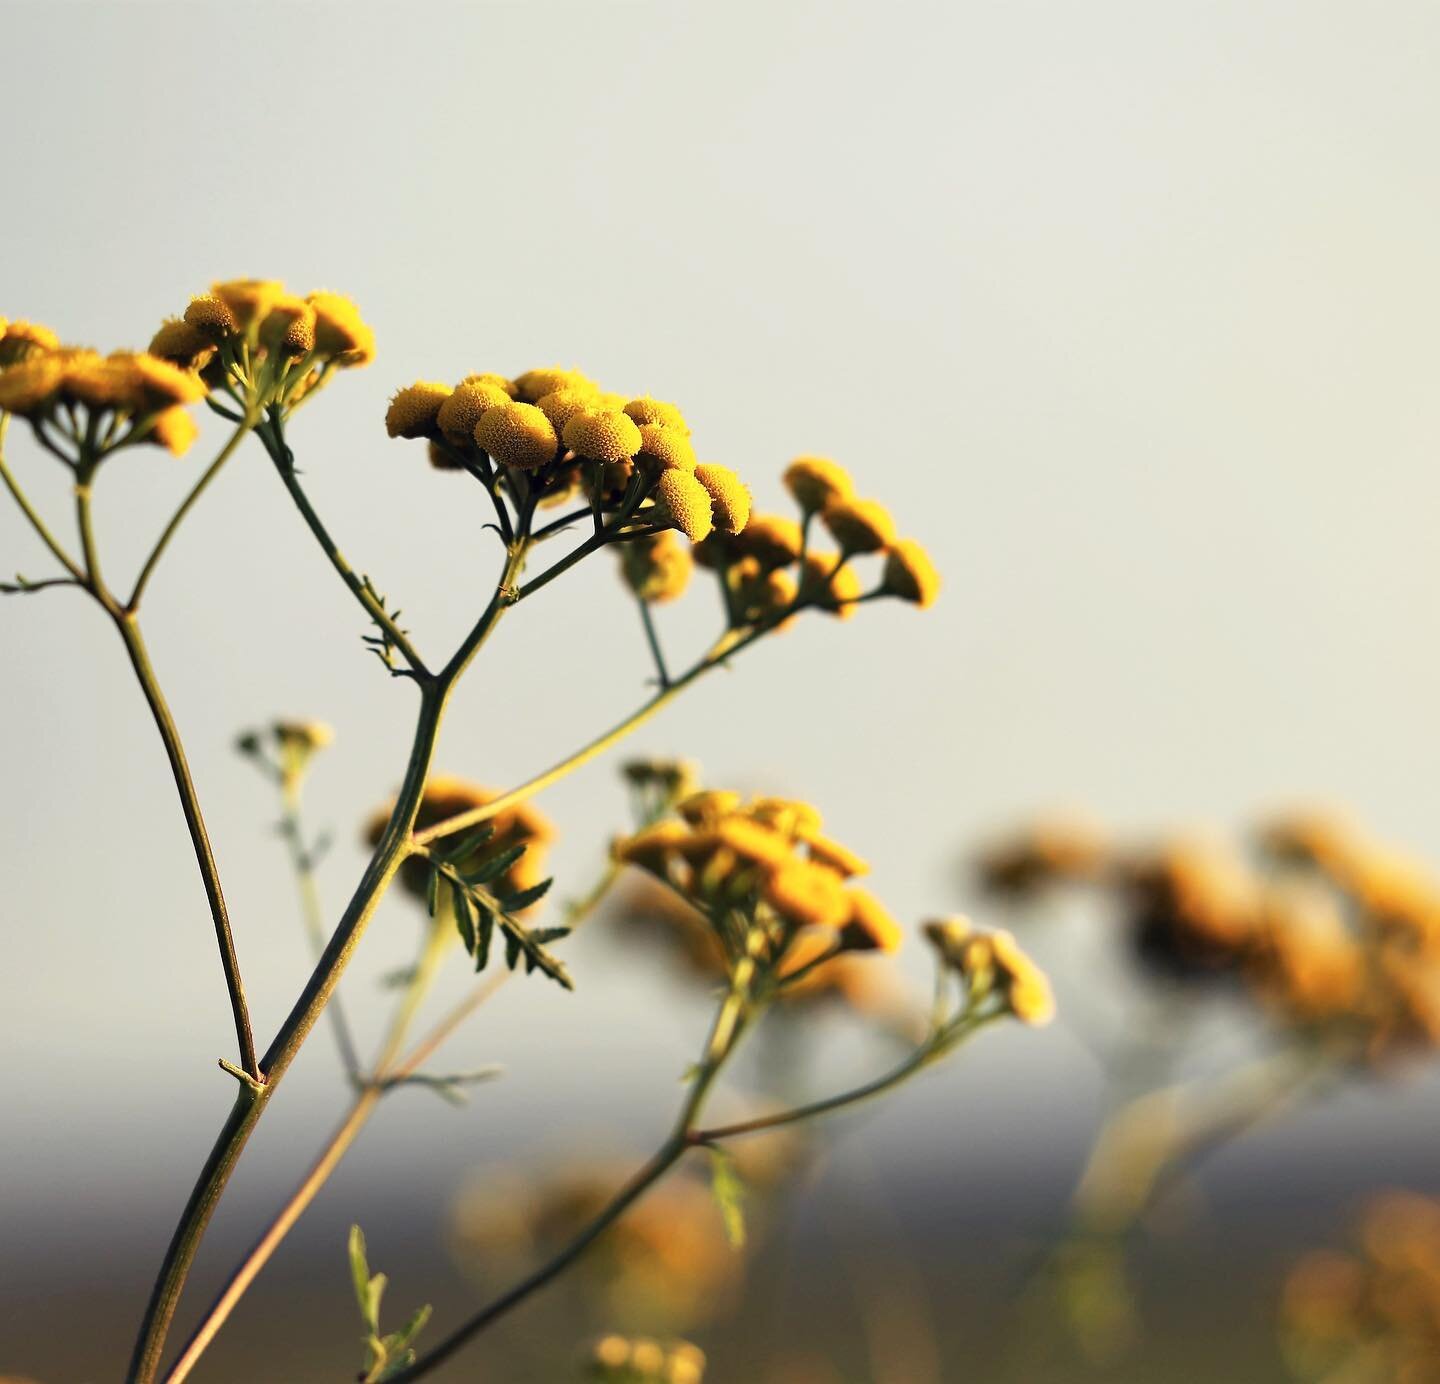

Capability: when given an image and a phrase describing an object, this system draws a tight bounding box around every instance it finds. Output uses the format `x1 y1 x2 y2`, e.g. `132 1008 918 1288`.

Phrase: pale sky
5 0 1440 1367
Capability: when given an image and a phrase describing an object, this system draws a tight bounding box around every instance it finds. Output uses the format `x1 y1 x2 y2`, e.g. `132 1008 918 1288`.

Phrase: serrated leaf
465 842 526 886
348 1226 371 1323
497 877 554 913
708 1147 747 1249
454 888 477 954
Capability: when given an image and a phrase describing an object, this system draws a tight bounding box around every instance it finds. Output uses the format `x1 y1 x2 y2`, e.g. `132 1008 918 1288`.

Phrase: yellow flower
881 539 941 609
807 833 869 878
385 381 452 439
513 366 596 403
799 551 862 618
783 455 853 513
0 319 60 366
306 291 376 366
620 530 694 603
258 295 317 356
763 859 849 930
736 513 802 568
732 557 797 628
650 469 715 543
676 790 743 826
693 463 751 534
212 278 286 330
714 817 793 869
614 820 693 874
461 371 517 397
436 380 510 445
183 294 240 342
148 319 216 372
123 352 208 407
750 796 824 839
990 929 1055 1025
474 400 559 469
623 395 690 435
637 423 697 472
145 406 200 457
562 409 643 463
62 352 140 408
821 496 897 553
0 352 65 414
535 387 596 436
273 719 335 753
839 888 903 952
922 916 974 969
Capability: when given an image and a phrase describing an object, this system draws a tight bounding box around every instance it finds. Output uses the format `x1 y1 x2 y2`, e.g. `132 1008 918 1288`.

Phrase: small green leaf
424 864 441 919
365 1272 388 1335
441 823 495 864
389 1302 433 1353
708 1147 747 1249
475 909 495 971
454 888 477 954
525 924 571 946
465 842 526 886
504 932 521 970
348 1225 371 1323
497 877 554 913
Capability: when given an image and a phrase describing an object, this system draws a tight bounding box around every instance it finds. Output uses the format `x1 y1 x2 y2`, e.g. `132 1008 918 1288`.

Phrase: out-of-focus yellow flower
749 796 824 840
183 294 240 342
535 387 597 437
61 352 137 408
732 557 797 629
839 887 903 952
763 859 849 930
212 278 286 331
621 531 694 604
783 456 853 514
736 514 802 569
677 790 743 826
563 409 644 463
145 405 200 457
513 366 596 403
1246 882 1366 1027
0 352 65 415
989 929 1056 1025
693 464 750 535
437 380 510 446
124 352 209 407
924 917 1054 1024
637 423 697 472
882 539 941 608
259 295 317 356
798 551 862 618
386 381 452 439
148 318 216 372
821 496 897 554
474 400 559 469
651 470 715 543
807 834 869 879
623 396 690 435
976 811 1110 896
306 291 375 366
461 371 517 397
0 319 61 366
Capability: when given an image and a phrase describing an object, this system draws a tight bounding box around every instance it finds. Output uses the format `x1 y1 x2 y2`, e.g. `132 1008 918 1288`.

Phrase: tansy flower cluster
612 788 903 993
922 916 1056 1026
587 1336 706 1384
1281 1190 1440 1382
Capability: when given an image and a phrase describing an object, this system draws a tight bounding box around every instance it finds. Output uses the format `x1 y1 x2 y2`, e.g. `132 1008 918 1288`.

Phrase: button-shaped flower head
386 381 452 439
473 400 559 469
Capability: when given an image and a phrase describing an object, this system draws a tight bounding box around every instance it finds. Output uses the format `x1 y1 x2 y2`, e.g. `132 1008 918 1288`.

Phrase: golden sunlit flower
749 796 824 839
882 539 941 608
124 352 208 407
732 557 797 628
623 396 689 434
436 380 511 445
183 294 240 342
714 817 793 869
693 463 751 535
259 295 317 355
145 405 200 457
614 820 693 874
212 278 286 330
676 790 743 826
61 352 138 408
651 469 715 543
807 833 869 879
474 400 559 469
0 352 65 414
839 888 903 952
0 319 60 366
385 381 452 439
513 366 596 403
799 551 862 618
563 409 644 464
306 291 376 366
821 496 897 553
783 456 853 513
637 423 697 472
535 387 597 437
736 513 802 568
148 318 216 372
990 929 1055 1025
621 530 694 603
461 371 517 397
976 811 1110 896
763 859 849 930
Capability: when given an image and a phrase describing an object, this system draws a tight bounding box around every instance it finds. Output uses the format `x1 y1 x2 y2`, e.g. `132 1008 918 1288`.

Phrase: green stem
636 597 671 688
0 418 85 582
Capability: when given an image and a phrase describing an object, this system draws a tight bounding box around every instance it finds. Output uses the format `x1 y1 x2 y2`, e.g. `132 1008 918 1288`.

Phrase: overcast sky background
5 2 1440 1378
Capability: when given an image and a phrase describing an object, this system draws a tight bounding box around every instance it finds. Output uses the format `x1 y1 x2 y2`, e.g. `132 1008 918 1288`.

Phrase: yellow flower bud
563 409 643 463
763 859 850 930
0 352 65 415
799 552 862 619
736 513 802 568
620 530 694 604
676 790 743 826
636 423 697 472
146 405 200 457
436 381 510 445
148 319 216 372
693 463 751 534
211 278 286 330
807 834 869 879
306 292 375 366
650 469 714 543
839 888 903 953
474 400 559 469
513 366 596 403
0 320 60 366
821 496 897 554
623 395 689 434
783 455 853 513
535 387 596 436
183 294 239 342
882 538 940 609
385 381 452 439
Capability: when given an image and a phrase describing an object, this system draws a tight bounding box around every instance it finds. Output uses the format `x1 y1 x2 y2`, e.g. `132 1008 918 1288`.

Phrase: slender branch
0 575 83 595
636 597 671 688
129 419 252 610
0 420 86 583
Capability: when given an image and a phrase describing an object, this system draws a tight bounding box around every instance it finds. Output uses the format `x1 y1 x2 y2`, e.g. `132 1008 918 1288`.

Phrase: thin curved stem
0 419 85 582
636 597 670 688
129 419 252 610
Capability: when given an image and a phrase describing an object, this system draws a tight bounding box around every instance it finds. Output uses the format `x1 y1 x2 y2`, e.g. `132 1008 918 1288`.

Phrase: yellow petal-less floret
650 469 714 543
436 381 510 445
386 381 452 439
183 294 240 342
0 352 66 414
0 320 61 366
535 388 596 437
623 396 690 435
763 859 850 931
148 319 216 372
636 423 697 472
620 530 694 604
513 366 596 403
306 292 375 366
146 405 200 457
693 463 751 535
474 400 559 469
562 409 643 463
821 497 897 554
737 513 803 568
783 456 854 514
840 888 903 953
882 539 941 609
